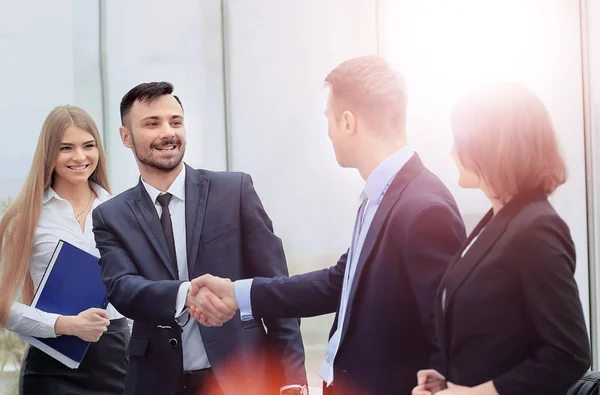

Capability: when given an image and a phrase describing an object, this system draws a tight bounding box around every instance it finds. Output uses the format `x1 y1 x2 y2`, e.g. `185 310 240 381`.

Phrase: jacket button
169 338 178 347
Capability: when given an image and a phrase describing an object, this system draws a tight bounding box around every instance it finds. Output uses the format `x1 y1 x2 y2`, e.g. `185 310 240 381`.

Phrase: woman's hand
439 381 499 395
413 369 447 394
55 307 110 342
438 382 471 394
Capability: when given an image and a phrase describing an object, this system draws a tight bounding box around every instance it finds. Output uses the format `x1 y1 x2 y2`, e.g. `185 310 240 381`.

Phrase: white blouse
4 183 124 338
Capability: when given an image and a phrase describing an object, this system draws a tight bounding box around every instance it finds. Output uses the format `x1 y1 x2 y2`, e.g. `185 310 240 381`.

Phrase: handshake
185 275 239 327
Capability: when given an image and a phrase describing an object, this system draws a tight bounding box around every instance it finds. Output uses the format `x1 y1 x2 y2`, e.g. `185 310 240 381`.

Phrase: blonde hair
324 55 407 133
0 105 110 325
451 82 567 202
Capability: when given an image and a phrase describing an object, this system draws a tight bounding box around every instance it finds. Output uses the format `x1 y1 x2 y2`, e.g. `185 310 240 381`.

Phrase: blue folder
19 240 108 368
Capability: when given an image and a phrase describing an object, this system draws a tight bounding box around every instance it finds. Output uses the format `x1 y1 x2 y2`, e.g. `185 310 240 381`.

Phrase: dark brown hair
451 82 567 202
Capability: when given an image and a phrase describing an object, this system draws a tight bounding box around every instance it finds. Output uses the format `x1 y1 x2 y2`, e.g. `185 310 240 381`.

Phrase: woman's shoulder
508 198 565 231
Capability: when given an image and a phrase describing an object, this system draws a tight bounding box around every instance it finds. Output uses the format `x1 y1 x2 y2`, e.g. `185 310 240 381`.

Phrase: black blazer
249 154 466 394
436 191 590 394
92 165 306 395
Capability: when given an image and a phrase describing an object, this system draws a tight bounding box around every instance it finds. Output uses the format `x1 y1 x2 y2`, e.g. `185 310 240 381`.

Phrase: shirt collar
141 164 187 204
363 147 414 203
43 182 111 205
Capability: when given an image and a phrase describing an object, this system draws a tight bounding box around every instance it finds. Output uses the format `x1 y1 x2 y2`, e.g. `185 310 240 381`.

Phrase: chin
458 179 477 189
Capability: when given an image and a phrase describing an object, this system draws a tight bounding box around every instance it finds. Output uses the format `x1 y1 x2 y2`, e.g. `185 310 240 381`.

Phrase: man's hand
188 275 238 326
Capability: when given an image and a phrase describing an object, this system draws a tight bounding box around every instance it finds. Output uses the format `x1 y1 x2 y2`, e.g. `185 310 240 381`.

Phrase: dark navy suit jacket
93 165 306 395
249 155 466 395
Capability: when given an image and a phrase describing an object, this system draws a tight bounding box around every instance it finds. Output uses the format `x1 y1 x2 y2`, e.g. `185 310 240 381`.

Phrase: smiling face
120 94 186 173
52 125 99 186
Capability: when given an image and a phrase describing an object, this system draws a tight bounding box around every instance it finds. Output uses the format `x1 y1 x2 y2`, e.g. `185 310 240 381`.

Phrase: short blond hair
451 82 566 201
325 55 407 133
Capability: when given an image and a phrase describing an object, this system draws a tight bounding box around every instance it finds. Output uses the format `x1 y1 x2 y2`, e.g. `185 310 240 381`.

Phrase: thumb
188 281 200 297
192 274 212 289
88 308 110 319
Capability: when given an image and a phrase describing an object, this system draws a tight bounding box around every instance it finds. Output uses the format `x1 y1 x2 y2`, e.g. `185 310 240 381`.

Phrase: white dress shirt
140 165 210 371
4 182 124 338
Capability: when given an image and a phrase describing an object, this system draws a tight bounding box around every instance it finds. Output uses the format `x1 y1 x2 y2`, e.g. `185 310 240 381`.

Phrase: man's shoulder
95 185 139 213
190 168 250 186
401 166 458 210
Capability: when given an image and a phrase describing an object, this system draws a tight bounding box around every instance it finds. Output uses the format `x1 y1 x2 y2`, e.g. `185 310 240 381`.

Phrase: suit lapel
440 191 547 317
185 165 209 277
127 181 177 279
339 154 426 340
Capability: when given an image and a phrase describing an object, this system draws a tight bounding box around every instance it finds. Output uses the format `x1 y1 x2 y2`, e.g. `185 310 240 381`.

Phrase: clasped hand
186 275 239 326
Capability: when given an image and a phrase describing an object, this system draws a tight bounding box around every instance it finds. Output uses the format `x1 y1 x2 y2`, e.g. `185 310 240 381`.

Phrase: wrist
54 315 77 336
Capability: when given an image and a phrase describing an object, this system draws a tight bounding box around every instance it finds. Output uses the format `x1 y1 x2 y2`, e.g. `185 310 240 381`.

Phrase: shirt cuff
234 279 254 321
44 313 61 338
174 281 191 326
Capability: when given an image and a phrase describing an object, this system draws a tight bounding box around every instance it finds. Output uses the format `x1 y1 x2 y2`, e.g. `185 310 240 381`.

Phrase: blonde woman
0 106 128 394
412 83 590 395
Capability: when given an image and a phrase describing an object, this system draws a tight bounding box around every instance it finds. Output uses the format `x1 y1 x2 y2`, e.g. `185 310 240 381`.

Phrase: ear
120 126 133 148
341 110 356 136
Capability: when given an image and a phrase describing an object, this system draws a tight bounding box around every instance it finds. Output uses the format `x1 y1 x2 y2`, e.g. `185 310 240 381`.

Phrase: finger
202 312 223 327
189 305 209 324
188 304 197 315
189 304 198 317
411 387 431 395
197 313 213 327
206 291 235 317
198 291 235 322
88 308 110 319
189 305 203 321
417 370 432 385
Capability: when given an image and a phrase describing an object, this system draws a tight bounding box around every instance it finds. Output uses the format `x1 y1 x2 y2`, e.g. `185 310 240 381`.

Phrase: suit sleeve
237 173 310 386
250 254 345 319
492 217 590 394
93 207 183 326
403 203 466 370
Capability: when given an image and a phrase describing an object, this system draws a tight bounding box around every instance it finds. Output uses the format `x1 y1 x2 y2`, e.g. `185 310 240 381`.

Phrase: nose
72 147 86 162
158 124 176 139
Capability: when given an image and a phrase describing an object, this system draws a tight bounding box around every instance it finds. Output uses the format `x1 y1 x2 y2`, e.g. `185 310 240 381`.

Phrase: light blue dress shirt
235 147 414 385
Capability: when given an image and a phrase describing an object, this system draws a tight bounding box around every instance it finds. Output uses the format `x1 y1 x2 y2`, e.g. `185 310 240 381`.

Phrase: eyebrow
140 115 183 122
60 140 96 146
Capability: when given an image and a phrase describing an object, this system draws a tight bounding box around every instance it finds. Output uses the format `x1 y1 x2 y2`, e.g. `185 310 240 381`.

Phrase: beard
132 135 185 172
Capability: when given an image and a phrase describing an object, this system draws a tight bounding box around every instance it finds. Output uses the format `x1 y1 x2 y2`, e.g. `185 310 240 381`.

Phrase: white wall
101 0 227 193
0 0 101 202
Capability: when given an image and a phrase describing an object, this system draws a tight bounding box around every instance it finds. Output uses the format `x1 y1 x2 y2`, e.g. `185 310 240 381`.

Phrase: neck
52 178 93 204
491 199 504 215
481 183 506 215
139 162 183 192
356 137 407 181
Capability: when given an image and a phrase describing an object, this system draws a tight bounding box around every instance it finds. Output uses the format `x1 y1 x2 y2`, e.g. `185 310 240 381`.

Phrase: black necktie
156 193 178 277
